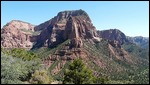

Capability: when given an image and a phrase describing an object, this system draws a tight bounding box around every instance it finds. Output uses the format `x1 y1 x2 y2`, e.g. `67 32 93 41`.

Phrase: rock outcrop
1 20 35 48
109 40 121 48
63 15 99 48
97 29 129 45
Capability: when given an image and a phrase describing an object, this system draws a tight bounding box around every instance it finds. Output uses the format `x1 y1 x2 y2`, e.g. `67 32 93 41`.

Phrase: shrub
1 52 27 84
29 70 53 84
1 52 41 84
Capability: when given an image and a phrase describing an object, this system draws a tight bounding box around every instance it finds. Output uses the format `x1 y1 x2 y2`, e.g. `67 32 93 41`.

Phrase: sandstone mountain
29 10 148 80
1 9 149 83
31 9 100 49
1 20 35 48
97 29 129 45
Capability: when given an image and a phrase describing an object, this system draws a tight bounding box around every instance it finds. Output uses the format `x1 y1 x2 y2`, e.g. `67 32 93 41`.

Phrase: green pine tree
63 58 94 84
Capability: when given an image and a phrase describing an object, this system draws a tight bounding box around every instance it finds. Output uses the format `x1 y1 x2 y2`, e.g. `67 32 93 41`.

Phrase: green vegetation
30 40 72 81
62 59 110 84
131 68 149 84
122 43 149 60
20 28 41 35
53 61 71 81
94 76 109 84
20 28 33 33
4 48 40 61
29 70 53 84
62 59 95 84
1 52 41 84
31 39 70 59
48 61 59 75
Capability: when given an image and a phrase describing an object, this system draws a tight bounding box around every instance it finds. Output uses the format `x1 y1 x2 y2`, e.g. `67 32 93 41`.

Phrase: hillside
126 36 149 49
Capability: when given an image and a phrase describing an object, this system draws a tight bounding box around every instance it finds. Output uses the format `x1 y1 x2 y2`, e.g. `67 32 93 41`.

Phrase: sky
1 1 149 37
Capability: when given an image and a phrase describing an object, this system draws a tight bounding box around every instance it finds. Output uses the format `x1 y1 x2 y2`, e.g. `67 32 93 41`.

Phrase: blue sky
1 1 149 37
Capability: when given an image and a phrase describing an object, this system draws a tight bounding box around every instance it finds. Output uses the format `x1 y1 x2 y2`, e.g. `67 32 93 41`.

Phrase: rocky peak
97 29 129 45
57 9 91 22
64 15 97 39
3 20 35 31
34 9 91 31
32 9 100 49
1 20 35 49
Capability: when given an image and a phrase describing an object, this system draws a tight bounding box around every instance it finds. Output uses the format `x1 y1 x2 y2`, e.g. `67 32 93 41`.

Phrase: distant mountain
126 36 149 49
97 29 149 49
97 29 129 45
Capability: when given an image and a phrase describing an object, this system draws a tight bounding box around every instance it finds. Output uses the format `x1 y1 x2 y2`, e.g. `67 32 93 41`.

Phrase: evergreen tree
63 58 94 84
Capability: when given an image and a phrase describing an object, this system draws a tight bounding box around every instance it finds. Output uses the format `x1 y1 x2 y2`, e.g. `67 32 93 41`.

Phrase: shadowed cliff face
32 9 100 49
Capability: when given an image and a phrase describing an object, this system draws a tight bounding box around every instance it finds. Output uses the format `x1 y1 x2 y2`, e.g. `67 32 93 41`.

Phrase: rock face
1 20 35 48
34 9 91 31
32 9 100 49
109 40 121 48
64 15 98 39
97 29 129 45
64 15 99 48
